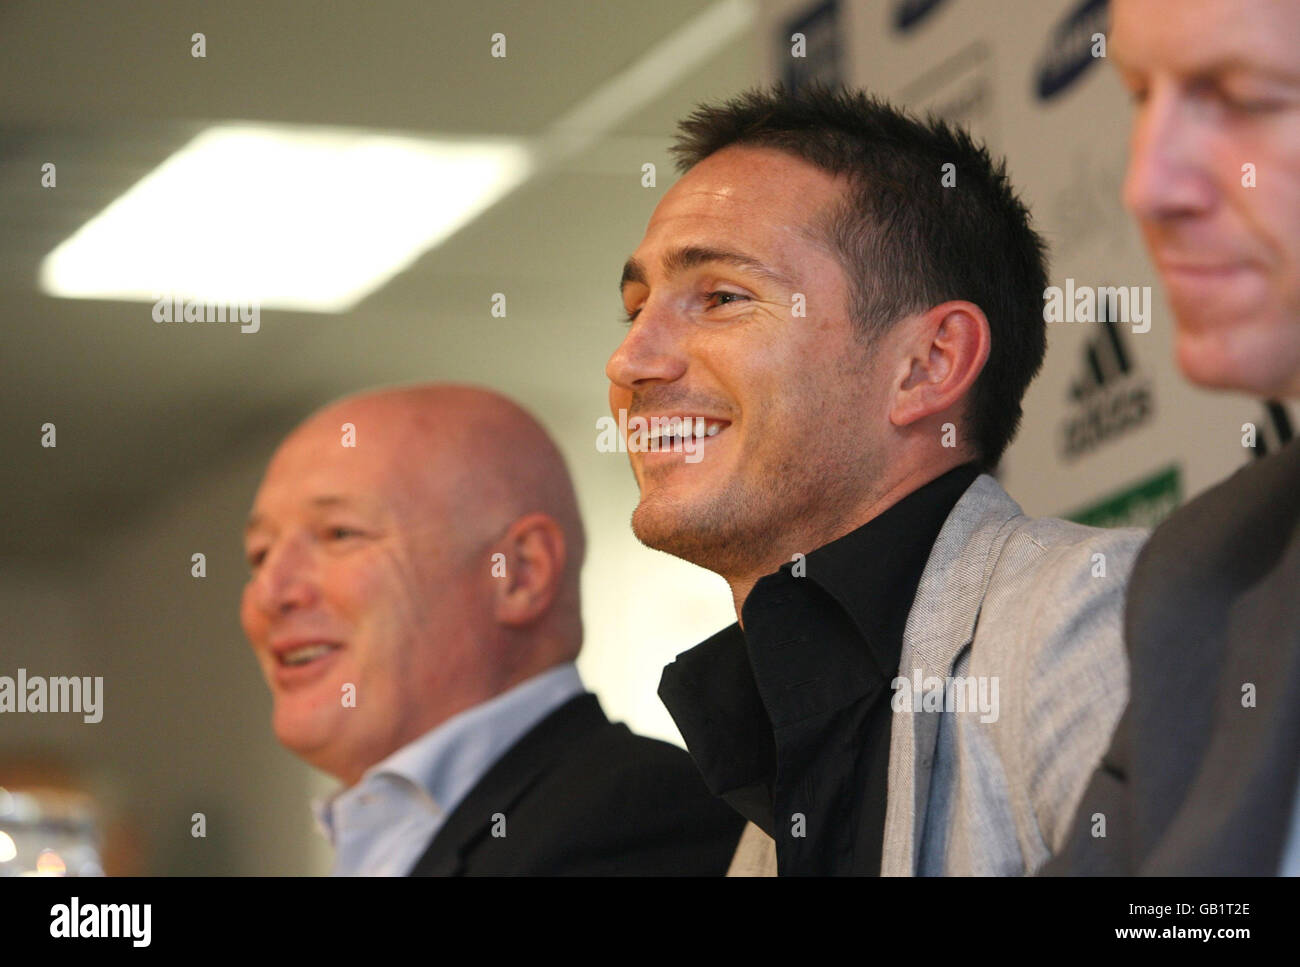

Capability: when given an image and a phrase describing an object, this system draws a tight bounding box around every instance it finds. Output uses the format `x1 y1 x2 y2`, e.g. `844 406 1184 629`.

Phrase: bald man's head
240 384 586 786
291 385 586 581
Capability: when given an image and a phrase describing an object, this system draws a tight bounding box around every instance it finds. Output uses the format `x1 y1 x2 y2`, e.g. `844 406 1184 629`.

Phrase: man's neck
725 458 973 625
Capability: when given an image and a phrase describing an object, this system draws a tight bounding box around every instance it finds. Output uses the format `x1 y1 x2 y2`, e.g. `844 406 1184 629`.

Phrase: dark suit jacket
407 692 744 875
1047 437 1300 874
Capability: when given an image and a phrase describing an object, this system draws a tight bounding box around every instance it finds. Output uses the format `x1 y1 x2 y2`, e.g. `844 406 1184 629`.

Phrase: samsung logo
893 0 949 33
1035 0 1109 101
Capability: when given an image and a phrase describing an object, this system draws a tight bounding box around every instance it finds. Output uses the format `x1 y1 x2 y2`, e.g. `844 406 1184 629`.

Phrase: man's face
606 145 891 574
240 414 480 785
1113 0 1300 394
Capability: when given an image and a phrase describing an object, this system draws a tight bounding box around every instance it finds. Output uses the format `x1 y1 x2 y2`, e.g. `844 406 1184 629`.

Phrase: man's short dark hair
670 84 1048 471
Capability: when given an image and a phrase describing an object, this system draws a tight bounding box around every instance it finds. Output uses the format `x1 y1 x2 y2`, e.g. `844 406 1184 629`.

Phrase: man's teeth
647 421 725 443
282 644 336 666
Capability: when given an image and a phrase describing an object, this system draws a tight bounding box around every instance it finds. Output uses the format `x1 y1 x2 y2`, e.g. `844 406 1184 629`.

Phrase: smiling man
606 85 1147 876
241 384 742 875
1047 0 1300 875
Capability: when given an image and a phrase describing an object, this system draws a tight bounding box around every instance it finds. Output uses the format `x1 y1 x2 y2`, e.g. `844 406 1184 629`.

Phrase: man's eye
1186 79 1284 116
1222 93 1285 115
327 526 363 540
246 549 266 570
706 291 749 309
621 308 641 326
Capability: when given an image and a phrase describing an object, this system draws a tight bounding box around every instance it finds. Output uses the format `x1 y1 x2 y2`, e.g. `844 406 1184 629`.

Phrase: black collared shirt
659 462 981 875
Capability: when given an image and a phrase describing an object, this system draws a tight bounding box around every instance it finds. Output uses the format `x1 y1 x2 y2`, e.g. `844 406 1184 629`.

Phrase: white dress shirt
313 663 586 876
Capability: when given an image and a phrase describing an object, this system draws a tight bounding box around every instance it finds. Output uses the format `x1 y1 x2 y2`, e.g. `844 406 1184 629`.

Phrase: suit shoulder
509 723 743 874
991 515 1147 602
1138 443 1300 580
538 722 738 830
561 721 713 788
1005 513 1147 558
976 513 1140 665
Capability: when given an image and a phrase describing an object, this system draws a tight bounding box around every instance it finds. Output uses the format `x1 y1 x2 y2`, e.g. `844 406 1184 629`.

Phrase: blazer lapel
407 692 608 875
880 474 1022 875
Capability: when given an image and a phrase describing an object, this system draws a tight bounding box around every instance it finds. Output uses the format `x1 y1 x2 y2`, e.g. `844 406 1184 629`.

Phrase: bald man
240 384 743 875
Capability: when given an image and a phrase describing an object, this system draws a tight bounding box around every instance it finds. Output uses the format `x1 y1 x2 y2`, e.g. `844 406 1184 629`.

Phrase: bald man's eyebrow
307 495 388 523
244 495 382 534
310 495 361 509
619 246 796 294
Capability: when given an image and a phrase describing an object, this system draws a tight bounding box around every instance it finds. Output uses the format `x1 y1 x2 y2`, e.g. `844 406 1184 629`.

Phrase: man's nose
605 302 688 392
251 538 319 616
1123 83 1217 225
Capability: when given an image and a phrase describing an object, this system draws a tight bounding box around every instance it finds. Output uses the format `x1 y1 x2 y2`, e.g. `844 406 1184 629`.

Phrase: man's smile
270 638 344 689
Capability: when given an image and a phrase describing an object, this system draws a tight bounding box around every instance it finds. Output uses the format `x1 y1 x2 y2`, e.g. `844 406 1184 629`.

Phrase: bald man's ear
889 300 990 433
490 513 567 628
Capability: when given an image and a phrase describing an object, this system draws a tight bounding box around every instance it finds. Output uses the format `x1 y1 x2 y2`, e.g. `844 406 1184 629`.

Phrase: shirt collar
313 662 585 845
781 462 982 674
658 462 980 813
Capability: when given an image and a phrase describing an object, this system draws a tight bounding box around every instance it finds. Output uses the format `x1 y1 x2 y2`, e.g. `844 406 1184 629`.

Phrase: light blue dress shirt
313 662 586 876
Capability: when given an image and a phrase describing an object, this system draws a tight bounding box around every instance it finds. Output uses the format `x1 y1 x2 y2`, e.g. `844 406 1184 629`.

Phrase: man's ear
889 300 990 430
490 512 567 628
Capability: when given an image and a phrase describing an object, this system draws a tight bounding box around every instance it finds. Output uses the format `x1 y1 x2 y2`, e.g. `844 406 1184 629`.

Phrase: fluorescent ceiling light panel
39 124 533 312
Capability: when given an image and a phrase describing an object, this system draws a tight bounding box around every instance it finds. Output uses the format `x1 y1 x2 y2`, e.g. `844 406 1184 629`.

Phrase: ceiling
0 0 763 562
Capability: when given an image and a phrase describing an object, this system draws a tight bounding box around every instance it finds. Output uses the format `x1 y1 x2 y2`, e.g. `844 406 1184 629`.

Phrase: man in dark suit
407 690 735 875
1048 0 1300 875
240 383 742 875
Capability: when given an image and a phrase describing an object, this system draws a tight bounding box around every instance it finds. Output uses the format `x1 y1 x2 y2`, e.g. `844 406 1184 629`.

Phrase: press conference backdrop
759 0 1296 523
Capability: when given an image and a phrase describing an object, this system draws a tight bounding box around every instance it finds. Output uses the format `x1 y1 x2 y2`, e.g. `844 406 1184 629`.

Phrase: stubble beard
629 337 885 579
629 434 876 581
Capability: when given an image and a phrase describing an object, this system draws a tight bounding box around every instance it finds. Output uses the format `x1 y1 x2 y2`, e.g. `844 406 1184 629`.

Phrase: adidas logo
1061 315 1153 459
1070 317 1131 401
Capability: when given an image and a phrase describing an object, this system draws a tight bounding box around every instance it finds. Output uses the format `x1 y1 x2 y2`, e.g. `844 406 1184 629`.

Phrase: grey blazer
727 473 1147 876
